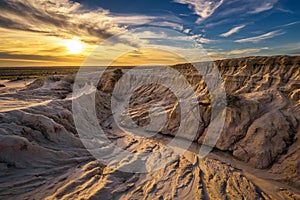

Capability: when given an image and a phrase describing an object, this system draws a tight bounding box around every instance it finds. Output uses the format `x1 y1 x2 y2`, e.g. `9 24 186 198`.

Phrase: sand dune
0 56 299 199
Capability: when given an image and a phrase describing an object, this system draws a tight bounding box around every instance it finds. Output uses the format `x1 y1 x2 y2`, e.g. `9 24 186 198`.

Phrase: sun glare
63 38 83 54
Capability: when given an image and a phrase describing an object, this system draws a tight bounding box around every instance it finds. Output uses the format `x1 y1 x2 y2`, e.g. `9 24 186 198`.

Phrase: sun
63 38 83 54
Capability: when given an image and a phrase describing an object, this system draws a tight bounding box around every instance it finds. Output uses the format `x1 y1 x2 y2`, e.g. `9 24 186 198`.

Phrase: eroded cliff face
0 56 299 199
120 56 300 180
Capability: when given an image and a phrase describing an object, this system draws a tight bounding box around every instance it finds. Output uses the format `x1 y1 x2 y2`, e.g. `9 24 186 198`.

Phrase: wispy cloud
229 47 269 55
0 0 121 43
220 25 246 37
276 7 293 14
196 37 216 44
0 0 205 66
249 1 277 14
202 0 278 26
208 47 269 59
173 0 224 23
189 34 217 44
277 21 300 28
183 29 191 34
235 30 284 43
0 0 182 45
0 0 189 66
150 21 184 31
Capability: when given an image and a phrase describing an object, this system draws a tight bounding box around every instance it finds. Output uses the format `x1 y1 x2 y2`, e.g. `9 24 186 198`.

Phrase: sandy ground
0 79 47 112
0 56 299 199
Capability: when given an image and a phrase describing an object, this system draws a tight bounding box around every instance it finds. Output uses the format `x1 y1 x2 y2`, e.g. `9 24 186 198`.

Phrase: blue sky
0 0 299 66
78 0 300 56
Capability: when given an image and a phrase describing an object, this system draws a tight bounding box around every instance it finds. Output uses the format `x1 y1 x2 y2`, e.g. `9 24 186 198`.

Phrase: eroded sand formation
0 56 299 199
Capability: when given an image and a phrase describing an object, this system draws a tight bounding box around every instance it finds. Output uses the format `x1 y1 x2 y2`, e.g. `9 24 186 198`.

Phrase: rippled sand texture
0 56 299 199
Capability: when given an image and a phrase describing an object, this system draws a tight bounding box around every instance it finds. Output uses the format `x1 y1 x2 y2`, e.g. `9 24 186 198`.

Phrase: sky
0 0 299 66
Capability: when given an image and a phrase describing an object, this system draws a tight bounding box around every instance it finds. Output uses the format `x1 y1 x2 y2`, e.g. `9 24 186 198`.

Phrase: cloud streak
188 34 217 44
174 0 224 23
202 0 278 27
249 2 276 14
0 0 181 45
220 25 246 37
0 0 122 43
208 47 270 59
235 30 284 43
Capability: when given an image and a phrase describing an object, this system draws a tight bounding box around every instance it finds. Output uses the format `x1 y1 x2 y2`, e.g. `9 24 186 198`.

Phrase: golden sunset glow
62 38 84 54
110 48 188 66
0 0 205 67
